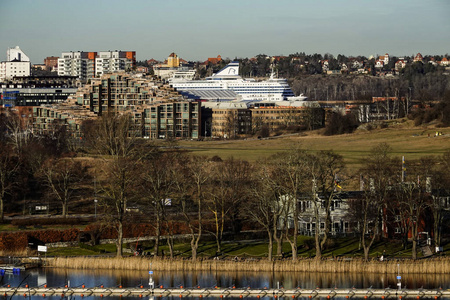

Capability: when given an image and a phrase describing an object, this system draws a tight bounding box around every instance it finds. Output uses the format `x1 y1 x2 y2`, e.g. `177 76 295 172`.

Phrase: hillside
177 119 449 172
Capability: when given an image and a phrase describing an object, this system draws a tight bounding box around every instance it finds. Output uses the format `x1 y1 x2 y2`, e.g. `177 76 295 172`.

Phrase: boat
170 62 307 102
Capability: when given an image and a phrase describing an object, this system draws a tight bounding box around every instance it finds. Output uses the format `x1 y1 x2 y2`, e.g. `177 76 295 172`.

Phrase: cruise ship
170 62 307 102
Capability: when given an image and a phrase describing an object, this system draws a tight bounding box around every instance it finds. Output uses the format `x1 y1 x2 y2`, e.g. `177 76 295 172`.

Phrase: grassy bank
178 122 450 173
44 256 450 274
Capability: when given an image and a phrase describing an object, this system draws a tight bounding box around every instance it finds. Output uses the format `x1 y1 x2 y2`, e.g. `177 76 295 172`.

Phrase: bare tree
4 111 33 155
272 146 309 261
140 152 173 257
305 150 344 259
40 158 87 217
0 144 21 222
206 158 252 254
394 180 429 259
100 157 140 257
94 113 142 257
83 113 138 157
171 155 210 261
429 150 450 249
353 143 397 260
245 162 286 260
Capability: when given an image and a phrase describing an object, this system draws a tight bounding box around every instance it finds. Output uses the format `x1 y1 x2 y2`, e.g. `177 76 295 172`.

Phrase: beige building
210 103 252 138
251 103 324 132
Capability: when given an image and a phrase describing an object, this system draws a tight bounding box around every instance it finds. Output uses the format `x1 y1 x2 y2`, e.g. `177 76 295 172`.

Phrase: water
2 268 449 299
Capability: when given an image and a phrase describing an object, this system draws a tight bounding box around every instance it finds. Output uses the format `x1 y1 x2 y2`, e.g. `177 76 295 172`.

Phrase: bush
11 217 88 227
323 112 359 136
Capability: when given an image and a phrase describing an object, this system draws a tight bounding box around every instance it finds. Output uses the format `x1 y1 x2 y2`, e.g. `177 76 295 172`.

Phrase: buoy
3 293 7 297
327 296 330 299
275 296 278 299
179 295 182 298
82 285 85 288
220 295 223 298
233 286 236 289
7 285 10 288
23 294 27 297
292 295 295 298
25 285 28 288
417 296 420 299
240 295 243 298
101 285 104 288
139 294 143 298
61 294 64 297
160 285 163 289
44 284 47 288
119 285 122 288
140 285 143 289
65 285 68 288
100 294 104 298
199 295 203 298
197 286 200 289
81 294 84 298
42 294 46 297
257 296 260 299
346 296 349 299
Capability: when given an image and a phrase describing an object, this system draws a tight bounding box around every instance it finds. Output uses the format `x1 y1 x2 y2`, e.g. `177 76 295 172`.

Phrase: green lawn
47 236 449 259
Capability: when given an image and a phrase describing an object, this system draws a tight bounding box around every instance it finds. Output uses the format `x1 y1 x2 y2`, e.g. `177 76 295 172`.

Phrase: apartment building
58 52 97 80
143 101 200 139
95 51 136 76
32 72 200 139
0 46 31 81
58 51 135 81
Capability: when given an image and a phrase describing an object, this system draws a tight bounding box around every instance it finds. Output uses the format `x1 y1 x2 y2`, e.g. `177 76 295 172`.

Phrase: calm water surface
2 268 449 299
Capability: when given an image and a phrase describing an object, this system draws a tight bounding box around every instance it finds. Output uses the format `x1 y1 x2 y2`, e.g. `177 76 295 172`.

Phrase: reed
44 257 450 274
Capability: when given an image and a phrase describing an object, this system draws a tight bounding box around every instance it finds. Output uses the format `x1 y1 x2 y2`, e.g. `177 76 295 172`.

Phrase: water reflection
1 268 449 299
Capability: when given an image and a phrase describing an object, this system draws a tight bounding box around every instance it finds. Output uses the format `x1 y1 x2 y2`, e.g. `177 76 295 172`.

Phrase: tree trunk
167 236 174 259
62 201 67 218
0 190 4 223
116 221 123 257
191 238 198 261
267 231 273 261
154 214 161 256
315 226 322 259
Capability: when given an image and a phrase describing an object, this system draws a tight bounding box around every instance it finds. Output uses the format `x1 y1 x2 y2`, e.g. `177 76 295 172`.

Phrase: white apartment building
58 51 97 81
0 46 31 81
58 50 135 81
95 51 135 76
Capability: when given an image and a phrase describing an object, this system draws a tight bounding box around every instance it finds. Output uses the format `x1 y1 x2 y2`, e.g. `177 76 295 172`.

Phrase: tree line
1 112 449 261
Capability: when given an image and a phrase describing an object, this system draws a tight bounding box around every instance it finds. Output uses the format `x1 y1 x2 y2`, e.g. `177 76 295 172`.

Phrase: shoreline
35 256 449 274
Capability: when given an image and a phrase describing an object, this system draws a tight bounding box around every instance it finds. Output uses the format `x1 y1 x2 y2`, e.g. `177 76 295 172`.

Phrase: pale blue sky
1 0 449 63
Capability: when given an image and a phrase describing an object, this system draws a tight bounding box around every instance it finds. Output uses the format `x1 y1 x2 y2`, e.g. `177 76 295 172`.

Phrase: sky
1 0 449 64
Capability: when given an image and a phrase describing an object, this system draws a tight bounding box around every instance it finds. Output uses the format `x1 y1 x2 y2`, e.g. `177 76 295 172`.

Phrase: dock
0 286 448 298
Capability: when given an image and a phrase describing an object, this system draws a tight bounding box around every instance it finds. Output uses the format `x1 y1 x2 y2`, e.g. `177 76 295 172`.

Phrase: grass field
46 236 449 260
177 120 449 173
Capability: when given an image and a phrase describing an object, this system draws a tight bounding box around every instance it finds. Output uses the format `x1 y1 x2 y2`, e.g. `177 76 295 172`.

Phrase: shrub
323 112 359 136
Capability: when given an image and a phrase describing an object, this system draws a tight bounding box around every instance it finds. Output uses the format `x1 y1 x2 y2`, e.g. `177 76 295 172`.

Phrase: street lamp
94 199 98 218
